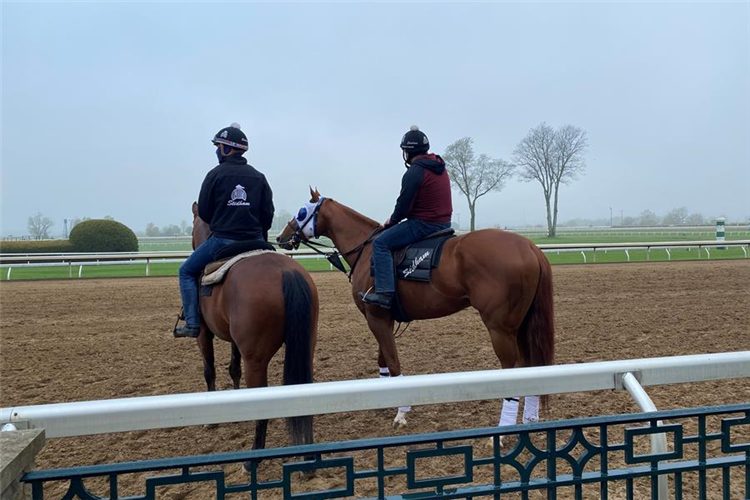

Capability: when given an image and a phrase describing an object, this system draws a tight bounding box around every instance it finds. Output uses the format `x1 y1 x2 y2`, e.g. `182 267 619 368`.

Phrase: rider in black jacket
174 123 275 338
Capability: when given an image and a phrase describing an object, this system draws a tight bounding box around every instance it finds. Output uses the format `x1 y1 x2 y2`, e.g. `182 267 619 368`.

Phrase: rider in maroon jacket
360 126 453 309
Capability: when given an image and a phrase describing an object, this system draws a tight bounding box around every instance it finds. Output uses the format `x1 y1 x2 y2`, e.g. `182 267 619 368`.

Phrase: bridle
282 198 383 282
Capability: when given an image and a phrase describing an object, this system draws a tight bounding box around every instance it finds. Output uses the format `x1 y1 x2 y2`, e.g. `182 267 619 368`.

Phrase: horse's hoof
392 412 408 429
487 436 505 448
204 423 219 429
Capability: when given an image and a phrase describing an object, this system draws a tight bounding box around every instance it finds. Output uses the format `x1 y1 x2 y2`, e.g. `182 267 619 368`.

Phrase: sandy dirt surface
1 260 748 499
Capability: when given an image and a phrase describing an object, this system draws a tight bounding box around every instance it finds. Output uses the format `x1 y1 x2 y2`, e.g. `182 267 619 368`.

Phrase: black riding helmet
400 125 430 160
212 123 249 152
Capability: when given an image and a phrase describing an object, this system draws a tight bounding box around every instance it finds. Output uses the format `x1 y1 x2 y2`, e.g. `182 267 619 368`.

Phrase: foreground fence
19 404 750 500
1 352 749 499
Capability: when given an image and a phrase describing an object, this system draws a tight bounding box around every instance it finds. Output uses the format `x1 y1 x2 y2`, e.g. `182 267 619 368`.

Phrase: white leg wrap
379 367 390 378
523 396 540 424
498 397 519 427
394 374 411 413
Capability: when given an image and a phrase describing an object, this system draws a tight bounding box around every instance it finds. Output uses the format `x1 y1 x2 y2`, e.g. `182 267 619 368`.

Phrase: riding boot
174 325 201 338
359 291 394 309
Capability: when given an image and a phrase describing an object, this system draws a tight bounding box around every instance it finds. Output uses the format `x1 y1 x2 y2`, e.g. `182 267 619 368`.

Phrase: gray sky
2 1 749 236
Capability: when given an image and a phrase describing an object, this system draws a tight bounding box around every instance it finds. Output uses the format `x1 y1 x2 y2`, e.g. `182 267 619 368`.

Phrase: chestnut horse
191 202 319 453
278 189 554 429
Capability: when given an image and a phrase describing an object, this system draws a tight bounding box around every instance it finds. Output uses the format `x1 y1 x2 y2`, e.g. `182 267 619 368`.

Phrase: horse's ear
314 186 321 198
192 202 199 217
309 186 319 202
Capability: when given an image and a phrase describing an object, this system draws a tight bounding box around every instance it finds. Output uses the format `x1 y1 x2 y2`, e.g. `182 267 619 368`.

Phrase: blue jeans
371 219 451 293
179 235 237 327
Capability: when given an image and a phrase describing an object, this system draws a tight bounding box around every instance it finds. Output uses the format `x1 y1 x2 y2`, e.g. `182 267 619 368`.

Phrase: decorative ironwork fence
24 403 749 500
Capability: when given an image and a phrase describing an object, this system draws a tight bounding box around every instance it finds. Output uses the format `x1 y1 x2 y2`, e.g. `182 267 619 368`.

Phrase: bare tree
513 123 588 237
145 222 160 237
27 212 54 239
442 137 514 231
685 212 705 225
638 210 660 226
663 207 689 226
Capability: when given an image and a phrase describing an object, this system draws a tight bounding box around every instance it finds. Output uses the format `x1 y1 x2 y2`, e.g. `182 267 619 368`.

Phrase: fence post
0 428 46 500
716 217 726 250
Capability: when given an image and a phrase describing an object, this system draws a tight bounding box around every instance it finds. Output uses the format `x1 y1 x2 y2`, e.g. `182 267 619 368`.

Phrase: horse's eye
296 207 308 221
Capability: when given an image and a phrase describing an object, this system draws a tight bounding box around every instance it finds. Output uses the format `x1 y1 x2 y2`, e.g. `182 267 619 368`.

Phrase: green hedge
0 240 76 254
69 219 138 252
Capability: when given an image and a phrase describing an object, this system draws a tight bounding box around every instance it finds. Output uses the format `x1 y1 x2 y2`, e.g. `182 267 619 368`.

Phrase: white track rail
1 352 748 439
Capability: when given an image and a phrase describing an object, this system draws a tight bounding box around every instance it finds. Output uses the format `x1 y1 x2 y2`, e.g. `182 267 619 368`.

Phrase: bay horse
190 202 319 454
277 189 554 429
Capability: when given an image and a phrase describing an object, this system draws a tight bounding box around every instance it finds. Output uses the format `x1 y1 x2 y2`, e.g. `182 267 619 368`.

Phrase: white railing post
620 372 669 500
6 267 11 280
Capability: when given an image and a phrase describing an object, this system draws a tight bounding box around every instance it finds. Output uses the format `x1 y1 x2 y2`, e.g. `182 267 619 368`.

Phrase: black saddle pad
215 240 275 261
394 228 455 282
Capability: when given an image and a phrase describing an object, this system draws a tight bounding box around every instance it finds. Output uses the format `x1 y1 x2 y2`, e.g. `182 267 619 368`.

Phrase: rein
298 226 383 282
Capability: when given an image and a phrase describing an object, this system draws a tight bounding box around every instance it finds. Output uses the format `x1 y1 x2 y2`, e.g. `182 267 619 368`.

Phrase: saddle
201 240 275 291
372 228 455 324
393 228 455 282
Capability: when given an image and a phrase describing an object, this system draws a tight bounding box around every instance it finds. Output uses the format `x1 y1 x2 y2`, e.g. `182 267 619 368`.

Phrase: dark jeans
371 219 451 293
179 235 237 327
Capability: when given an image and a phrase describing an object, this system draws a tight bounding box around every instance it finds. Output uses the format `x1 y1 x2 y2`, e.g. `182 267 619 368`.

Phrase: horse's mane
327 198 381 230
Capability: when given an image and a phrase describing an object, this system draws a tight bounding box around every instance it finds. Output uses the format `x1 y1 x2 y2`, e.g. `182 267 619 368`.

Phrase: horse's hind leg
484 318 541 429
229 342 242 390
241 358 271 472
480 312 533 429
243 358 271 449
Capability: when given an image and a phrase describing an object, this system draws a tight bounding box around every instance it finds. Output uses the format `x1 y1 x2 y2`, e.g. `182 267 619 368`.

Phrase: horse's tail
281 270 314 446
518 245 556 410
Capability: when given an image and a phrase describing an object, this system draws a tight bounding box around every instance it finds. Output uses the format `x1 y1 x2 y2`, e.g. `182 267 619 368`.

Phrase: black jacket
197 155 274 241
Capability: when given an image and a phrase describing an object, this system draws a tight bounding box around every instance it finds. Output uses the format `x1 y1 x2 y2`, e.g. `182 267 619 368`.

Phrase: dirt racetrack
1 260 749 499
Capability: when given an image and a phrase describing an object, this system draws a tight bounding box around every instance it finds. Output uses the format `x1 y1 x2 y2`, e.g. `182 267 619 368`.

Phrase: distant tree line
25 214 107 239
142 211 295 238
560 208 720 228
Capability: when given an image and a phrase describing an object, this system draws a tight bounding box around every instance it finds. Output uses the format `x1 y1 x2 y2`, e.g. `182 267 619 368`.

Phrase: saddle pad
215 240 275 261
395 232 455 282
201 250 276 286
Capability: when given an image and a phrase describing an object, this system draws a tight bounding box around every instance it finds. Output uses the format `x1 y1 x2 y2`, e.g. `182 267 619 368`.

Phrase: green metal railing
24 403 749 500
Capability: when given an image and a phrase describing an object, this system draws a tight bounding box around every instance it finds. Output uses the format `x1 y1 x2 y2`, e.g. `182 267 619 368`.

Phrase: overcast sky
1 1 748 236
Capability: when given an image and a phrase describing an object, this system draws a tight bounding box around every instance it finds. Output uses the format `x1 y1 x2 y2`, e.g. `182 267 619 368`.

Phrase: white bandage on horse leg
498 397 519 426
394 374 411 413
379 367 390 378
522 396 540 424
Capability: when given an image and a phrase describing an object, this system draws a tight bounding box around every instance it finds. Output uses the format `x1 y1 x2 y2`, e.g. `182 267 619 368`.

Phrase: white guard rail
1 352 748 439
1 240 748 266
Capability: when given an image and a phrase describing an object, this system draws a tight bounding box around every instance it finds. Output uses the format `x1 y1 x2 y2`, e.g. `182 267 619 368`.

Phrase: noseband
282 198 383 281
